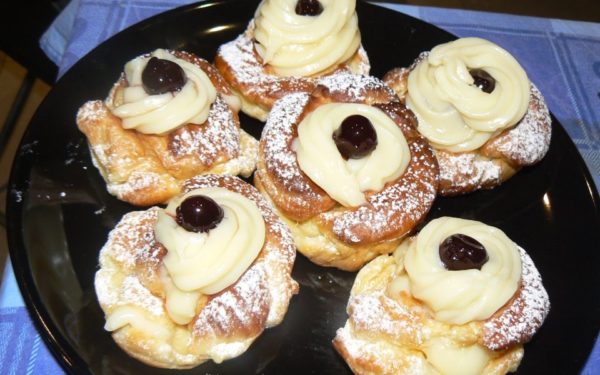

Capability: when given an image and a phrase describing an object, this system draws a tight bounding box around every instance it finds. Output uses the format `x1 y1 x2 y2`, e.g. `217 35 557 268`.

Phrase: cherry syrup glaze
295 0 324 16
439 234 489 271
142 57 187 95
332 115 378 160
469 68 496 94
176 195 224 233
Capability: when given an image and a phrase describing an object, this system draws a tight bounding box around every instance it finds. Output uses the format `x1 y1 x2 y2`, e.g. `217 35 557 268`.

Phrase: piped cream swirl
253 0 360 77
154 187 265 324
406 38 530 152
295 103 410 207
403 217 521 324
111 49 217 135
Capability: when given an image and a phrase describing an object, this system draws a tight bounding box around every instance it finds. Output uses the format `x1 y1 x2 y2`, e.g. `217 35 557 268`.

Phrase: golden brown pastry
255 72 438 271
77 49 258 206
334 217 550 375
214 0 370 121
94 174 298 369
383 38 552 196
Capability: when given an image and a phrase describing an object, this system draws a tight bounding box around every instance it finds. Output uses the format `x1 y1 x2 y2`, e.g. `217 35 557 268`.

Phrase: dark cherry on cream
176 195 224 233
295 0 323 16
469 68 496 94
439 234 489 271
142 57 187 95
333 114 378 160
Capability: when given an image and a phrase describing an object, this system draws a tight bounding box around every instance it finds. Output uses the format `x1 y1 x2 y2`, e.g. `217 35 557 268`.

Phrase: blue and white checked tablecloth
1 0 599 373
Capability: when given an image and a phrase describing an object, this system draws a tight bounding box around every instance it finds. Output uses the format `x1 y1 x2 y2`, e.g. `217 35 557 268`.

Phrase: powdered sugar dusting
95 209 165 315
325 135 438 244
490 84 552 165
194 265 269 337
211 130 258 178
260 92 315 198
483 247 550 350
217 26 309 94
107 170 163 198
170 96 240 165
318 72 395 102
349 294 423 343
261 93 309 185
334 323 430 374
96 273 165 317
353 46 372 75
99 208 163 268
437 151 502 194
124 276 164 316
77 100 107 123
333 257 431 373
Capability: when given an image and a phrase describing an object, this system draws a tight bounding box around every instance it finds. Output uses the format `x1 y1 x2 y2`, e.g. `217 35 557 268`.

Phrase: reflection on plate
6 1 600 374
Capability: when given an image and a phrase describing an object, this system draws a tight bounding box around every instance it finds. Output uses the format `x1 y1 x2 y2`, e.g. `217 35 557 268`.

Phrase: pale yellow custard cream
253 0 360 77
423 337 495 375
406 37 530 152
294 103 410 207
153 187 265 325
401 217 521 325
111 49 217 135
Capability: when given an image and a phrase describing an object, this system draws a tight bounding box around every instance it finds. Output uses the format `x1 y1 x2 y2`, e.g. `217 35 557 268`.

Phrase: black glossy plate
7 1 600 374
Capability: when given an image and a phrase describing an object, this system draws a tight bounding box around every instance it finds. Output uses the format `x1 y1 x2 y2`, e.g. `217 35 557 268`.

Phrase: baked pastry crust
255 73 439 271
94 174 298 369
214 23 370 121
333 241 549 374
77 50 258 206
383 52 552 196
